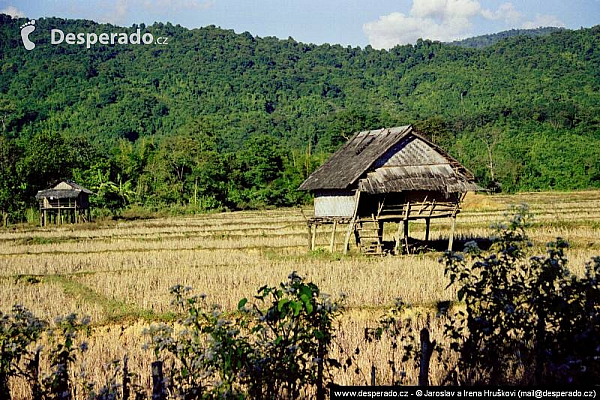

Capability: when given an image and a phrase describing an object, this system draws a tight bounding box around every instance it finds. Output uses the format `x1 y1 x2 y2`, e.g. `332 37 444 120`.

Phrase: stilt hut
298 125 482 254
35 180 93 226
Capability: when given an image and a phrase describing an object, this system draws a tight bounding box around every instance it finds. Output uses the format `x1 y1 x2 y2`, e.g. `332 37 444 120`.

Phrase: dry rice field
1 191 600 396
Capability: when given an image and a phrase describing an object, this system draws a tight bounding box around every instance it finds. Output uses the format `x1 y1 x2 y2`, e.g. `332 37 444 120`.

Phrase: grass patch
42 274 171 325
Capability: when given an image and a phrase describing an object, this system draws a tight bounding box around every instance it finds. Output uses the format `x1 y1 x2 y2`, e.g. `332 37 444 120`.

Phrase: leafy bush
144 272 343 399
442 204 600 384
0 309 94 399
0 305 46 395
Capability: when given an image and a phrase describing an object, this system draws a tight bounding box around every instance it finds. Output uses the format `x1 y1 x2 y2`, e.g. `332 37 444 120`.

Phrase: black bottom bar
330 386 598 399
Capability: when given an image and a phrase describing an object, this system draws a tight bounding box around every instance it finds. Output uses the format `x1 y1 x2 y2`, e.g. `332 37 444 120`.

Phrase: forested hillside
449 27 565 48
1 14 599 221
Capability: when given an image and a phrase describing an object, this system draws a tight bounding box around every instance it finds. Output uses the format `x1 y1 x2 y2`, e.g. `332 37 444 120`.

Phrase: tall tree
16 131 76 202
0 136 20 225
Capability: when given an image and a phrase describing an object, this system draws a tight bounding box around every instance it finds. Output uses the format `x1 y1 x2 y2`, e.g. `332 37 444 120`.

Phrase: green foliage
0 305 46 396
442 205 600 384
144 272 343 398
43 314 90 398
0 136 21 225
0 308 94 399
249 271 341 399
1 19 600 219
16 131 77 198
363 299 418 385
449 27 566 49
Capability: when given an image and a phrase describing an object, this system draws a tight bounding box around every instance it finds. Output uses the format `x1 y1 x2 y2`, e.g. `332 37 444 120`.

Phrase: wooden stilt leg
307 223 313 250
311 224 318 251
329 220 337 253
448 216 456 251
377 221 384 254
354 221 362 246
425 218 431 242
343 219 355 255
394 221 403 254
404 219 410 254
344 190 361 255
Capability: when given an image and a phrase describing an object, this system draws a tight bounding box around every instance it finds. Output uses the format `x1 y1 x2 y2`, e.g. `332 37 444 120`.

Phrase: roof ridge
298 125 414 191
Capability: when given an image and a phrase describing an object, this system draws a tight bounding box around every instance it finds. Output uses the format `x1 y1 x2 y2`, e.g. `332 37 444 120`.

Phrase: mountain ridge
0 14 599 215
448 27 567 48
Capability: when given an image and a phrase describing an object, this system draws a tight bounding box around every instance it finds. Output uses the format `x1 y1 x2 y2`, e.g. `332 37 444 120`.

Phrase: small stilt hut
35 180 93 226
298 125 482 255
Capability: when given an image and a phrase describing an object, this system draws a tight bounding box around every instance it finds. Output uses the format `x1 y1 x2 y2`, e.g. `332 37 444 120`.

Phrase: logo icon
20 19 36 50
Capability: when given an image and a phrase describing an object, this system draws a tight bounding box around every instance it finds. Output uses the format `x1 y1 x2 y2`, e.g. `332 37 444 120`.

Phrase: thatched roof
62 181 93 194
35 180 93 199
298 125 481 194
35 189 81 199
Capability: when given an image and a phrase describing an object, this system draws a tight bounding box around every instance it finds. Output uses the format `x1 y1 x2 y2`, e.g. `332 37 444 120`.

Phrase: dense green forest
1 14 599 222
449 27 565 48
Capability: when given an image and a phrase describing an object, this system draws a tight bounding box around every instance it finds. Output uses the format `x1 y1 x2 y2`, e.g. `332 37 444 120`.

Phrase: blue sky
3 0 599 48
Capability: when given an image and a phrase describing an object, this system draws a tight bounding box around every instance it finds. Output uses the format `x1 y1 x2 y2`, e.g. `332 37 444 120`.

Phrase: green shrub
442 204 600 384
144 272 344 399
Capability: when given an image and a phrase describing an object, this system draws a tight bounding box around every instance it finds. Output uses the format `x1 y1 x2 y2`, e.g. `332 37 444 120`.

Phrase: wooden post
122 355 130 400
404 219 410 254
377 221 384 254
403 202 411 254
371 365 376 386
151 361 166 400
311 223 318 250
354 221 362 246
343 191 361 255
425 218 431 242
307 223 313 250
29 347 41 399
448 216 456 251
329 220 337 252
419 328 435 386
316 338 325 400
394 221 403 254
343 220 355 255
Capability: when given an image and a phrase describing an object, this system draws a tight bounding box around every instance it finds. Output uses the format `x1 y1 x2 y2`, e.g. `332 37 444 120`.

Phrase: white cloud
364 0 485 49
481 2 522 25
363 0 562 49
521 14 565 29
0 5 25 18
94 0 129 25
411 0 481 19
363 11 473 49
